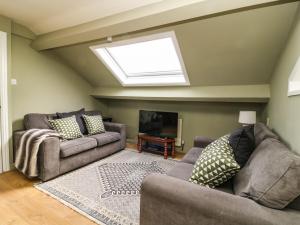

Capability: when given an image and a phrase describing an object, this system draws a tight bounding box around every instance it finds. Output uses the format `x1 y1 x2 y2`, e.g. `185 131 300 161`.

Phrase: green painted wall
0 15 11 32
1 15 108 165
11 34 107 131
9 34 108 164
107 99 264 152
267 5 300 154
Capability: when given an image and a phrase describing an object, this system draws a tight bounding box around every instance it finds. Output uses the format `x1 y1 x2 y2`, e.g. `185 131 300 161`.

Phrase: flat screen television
139 110 178 138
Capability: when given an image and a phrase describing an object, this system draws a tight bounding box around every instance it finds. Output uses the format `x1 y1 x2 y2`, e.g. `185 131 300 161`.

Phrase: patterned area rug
35 149 179 225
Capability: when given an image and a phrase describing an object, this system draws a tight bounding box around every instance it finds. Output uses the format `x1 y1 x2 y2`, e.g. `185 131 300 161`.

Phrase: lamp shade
239 111 256 124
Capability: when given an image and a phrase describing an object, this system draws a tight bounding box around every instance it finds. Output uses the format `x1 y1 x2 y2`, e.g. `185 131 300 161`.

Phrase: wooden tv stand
137 134 175 159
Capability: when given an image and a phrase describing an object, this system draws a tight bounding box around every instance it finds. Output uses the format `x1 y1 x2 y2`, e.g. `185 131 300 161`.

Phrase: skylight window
90 31 189 86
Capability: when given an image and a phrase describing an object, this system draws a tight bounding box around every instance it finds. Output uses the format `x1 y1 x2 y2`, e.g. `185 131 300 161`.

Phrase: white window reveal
90 31 190 86
288 56 300 97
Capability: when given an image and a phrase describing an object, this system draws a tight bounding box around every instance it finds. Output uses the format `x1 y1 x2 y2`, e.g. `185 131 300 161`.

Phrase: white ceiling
0 0 163 34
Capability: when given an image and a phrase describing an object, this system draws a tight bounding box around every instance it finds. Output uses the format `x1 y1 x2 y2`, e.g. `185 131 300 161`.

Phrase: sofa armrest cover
104 122 126 149
193 136 215 148
140 174 298 225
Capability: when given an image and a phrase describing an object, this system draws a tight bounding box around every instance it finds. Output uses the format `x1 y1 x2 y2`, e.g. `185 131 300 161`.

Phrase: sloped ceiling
52 2 299 88
0 0 164 34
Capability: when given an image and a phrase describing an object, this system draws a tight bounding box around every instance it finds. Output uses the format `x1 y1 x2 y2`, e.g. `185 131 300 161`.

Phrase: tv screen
139 110 178 138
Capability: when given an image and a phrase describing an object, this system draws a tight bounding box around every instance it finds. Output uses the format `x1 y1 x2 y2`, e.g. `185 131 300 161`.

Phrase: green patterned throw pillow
190 135 240 188
82 115 105 135
49 115 83 140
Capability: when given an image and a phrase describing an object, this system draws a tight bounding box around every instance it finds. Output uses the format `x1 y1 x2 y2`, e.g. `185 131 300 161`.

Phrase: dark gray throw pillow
84 110 102 116
56 108 86 134
288 195 300 210
229 125 255 167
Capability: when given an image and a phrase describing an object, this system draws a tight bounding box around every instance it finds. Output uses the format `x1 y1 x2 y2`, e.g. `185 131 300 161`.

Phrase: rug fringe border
35 185 106 225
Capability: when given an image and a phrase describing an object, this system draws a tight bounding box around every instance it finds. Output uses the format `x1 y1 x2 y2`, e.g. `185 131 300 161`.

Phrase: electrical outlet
266 117 270 126
11 79 17 85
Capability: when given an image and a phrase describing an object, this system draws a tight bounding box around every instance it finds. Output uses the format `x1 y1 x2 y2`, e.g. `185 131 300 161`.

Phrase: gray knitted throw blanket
14 129 61 178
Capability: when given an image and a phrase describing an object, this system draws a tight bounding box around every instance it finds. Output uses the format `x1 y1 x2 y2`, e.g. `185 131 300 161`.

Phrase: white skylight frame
90 31 190 87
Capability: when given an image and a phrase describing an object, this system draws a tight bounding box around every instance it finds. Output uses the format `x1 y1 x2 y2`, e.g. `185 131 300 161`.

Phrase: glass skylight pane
106 37 182 76
90 31 190 86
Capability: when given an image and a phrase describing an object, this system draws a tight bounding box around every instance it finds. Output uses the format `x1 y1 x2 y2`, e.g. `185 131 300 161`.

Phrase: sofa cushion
234 138 300 209
167 162 194 181
49 116 83 140
229 125 255 167
89 131 121 147
190 135 240 188
254 122 279 147
24 113 56 130
167 162 234 194
83 115 105 135
60 137 97 158
181 147 203 164
57 108 86 134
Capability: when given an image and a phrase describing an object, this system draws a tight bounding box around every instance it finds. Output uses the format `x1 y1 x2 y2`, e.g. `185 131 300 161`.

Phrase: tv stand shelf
137 134 175 159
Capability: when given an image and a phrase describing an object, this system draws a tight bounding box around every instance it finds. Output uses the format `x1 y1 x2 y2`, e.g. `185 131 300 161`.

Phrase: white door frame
0 31 10 173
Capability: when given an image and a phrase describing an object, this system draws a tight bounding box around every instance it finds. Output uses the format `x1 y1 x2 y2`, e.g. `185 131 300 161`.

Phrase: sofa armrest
13 130 60 181
39 137 61 181
193 136 215 148
104 122 126 149
140 174 285 225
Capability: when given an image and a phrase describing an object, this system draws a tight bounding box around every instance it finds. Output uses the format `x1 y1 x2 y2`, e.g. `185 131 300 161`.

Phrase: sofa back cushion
234 138 300 209
23 110 102 131
84 110 102 116
254 122 279 147
24 113 56 130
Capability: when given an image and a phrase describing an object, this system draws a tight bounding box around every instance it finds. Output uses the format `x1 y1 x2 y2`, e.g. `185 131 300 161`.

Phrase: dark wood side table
137 134 175 159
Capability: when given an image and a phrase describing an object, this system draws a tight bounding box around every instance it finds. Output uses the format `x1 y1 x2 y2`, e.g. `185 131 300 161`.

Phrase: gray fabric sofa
13 111 126 181
140 123 300 225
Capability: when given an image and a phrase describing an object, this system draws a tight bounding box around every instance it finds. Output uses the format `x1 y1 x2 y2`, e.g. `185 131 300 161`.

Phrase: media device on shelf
138 110 178 139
